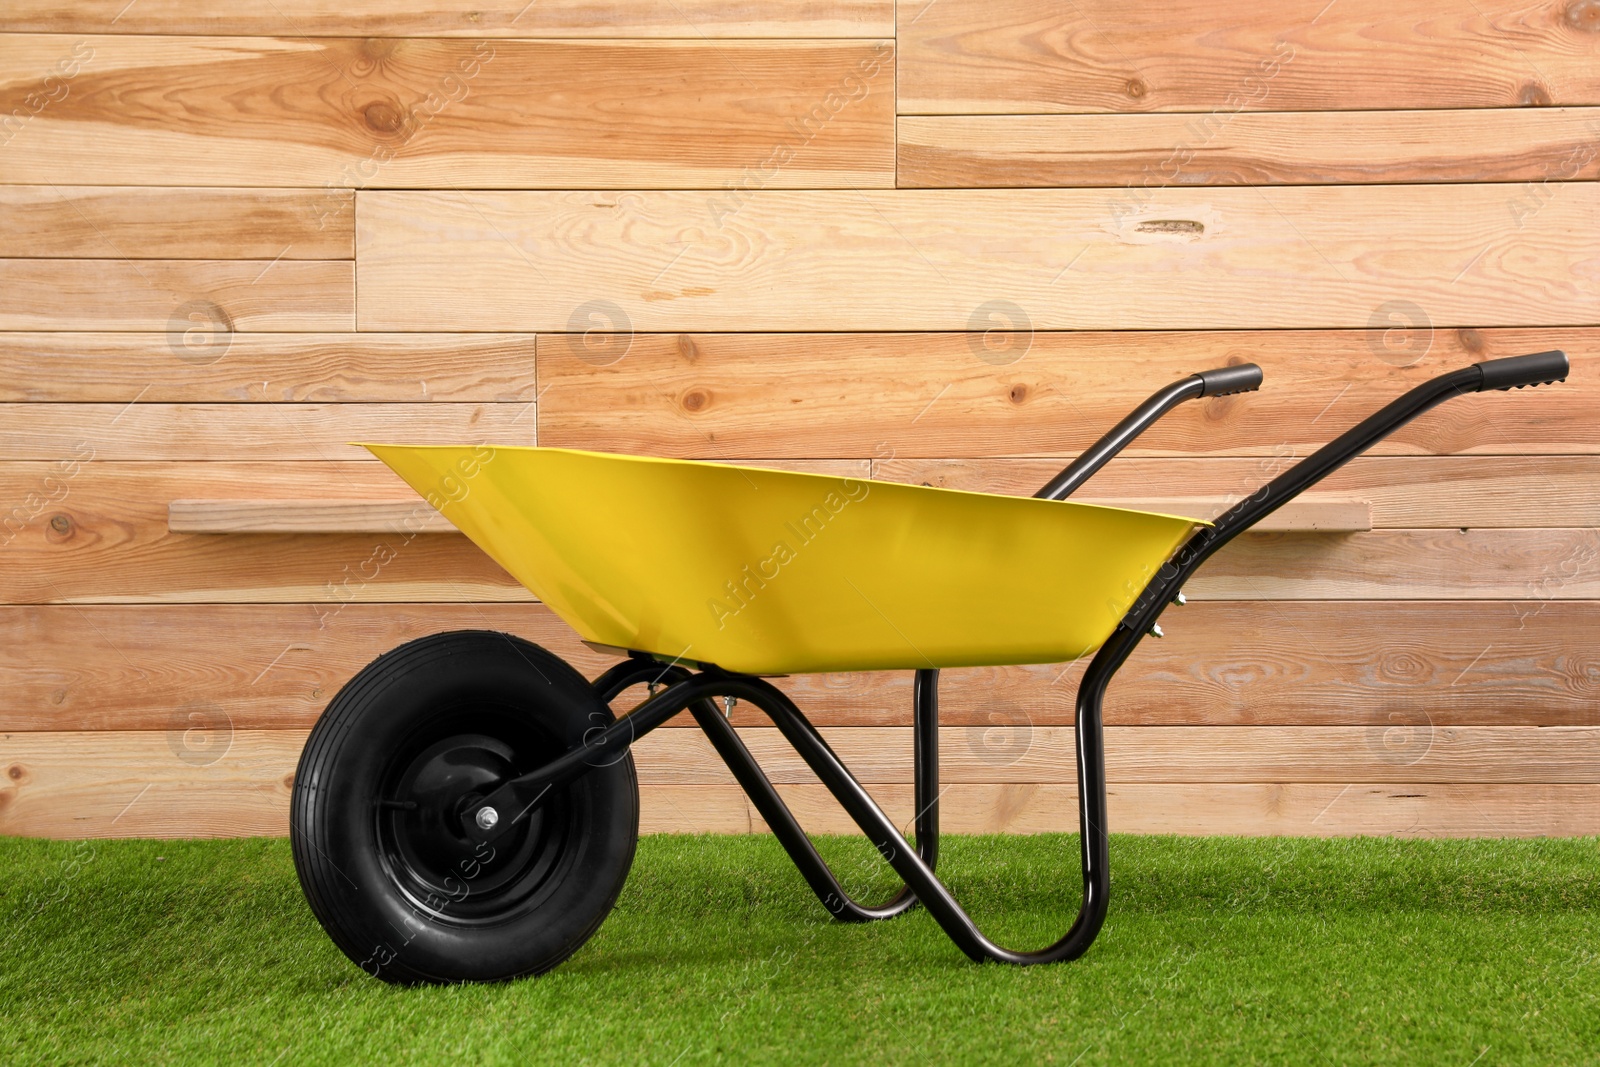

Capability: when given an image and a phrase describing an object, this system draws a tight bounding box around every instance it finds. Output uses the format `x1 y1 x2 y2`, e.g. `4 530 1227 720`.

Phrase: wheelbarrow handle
1473 349 1568 391
1036 362 1264 500
1115 348 1573 634
1196 362 1265 397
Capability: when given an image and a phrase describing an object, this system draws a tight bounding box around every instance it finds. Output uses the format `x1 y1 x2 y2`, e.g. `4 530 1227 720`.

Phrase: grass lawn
2 833 1597 1065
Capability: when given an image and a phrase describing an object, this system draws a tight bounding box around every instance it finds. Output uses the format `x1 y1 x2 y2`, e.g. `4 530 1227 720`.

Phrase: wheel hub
376 722 569 921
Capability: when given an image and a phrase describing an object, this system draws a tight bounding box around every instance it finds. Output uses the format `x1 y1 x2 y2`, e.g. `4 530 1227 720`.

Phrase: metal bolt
474 806 499 830
1147 623 1164 639
1171 592 1187 606
723 695 736 718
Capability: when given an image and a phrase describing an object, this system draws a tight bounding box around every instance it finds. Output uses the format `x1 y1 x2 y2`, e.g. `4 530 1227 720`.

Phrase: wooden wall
2 1 1597 840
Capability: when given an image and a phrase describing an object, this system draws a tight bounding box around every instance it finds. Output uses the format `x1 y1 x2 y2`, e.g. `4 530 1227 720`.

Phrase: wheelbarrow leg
690 695 939 921
591 655 941 922
697 663 1114 963
911 668 941 870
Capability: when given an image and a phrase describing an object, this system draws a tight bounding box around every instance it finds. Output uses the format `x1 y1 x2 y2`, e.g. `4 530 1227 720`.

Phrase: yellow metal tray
367 445 1206 676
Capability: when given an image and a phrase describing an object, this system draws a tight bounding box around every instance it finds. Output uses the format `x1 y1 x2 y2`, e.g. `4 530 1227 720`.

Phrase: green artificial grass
1 834 1597 1065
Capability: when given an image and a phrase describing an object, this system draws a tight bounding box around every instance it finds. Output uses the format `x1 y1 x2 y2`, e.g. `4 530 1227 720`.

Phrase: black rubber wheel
290 630 638 984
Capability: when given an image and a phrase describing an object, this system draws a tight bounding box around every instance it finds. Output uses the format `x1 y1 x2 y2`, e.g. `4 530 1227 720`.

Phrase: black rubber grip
1474 350 1569 392
1195 363 1264 397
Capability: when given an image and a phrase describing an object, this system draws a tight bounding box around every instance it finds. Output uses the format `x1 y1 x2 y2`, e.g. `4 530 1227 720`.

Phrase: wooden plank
170 500 456 534
1075 497 1368 532
0 605 602 733
649 783 1600 836
0 461 869 604
0 36 894 188
164 458 868 531
0 260 353 331
0 1 893 37
0 187 352 259
897 109 1600 188
1200 528 1600 601
897 0 1600 114
0 333 537 403
875 456 1600 530
359 187 1600 331
3 601 1595 731
4 731 1597 837
2 457 1594 601
535 330 1600 458
0 730 303 839
22 724 1598 796
632 725 1600 785
0 460 529 605
0 403 536 461
0 601 968 734
164 495 1372 534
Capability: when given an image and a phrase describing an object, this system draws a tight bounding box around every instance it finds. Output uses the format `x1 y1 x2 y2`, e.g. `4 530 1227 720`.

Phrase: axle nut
475 806 499 830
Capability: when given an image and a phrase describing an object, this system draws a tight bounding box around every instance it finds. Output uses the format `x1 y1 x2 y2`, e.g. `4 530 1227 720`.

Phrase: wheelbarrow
289 349 1569 983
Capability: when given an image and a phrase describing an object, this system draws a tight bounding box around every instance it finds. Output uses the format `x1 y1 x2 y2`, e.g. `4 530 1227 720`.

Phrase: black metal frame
465 349 1568 964
583 655 940 922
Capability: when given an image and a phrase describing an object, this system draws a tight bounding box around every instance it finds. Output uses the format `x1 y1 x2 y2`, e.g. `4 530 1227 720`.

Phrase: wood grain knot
1455 328 1486 354
1007 383 1029 404
1202 393 1239 420
1378 650 1430 680
1135 219 1205 237
1566 0 1600 32
354 37 401 70
7 764 23 780
1125 77 1148 98
1518 82 1552 106
47 513 76 542
681 389 709 412
362 100 408 135
1571 653 1600 691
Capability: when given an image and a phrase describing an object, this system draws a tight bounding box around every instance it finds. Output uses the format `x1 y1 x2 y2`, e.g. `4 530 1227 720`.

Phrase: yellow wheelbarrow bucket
366 444 1205 676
